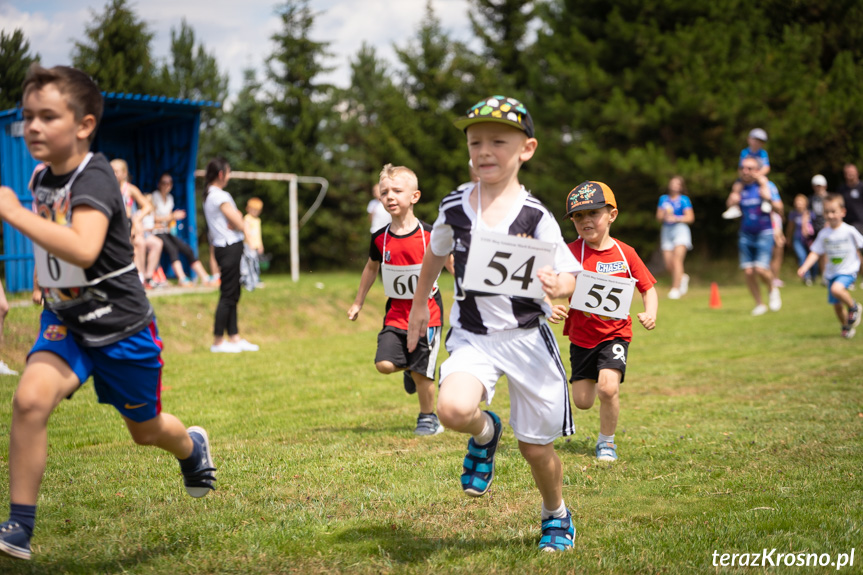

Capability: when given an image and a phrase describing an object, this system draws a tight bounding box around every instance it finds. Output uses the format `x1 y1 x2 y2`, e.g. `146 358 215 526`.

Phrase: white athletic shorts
660 222 692 251
440 323 575 445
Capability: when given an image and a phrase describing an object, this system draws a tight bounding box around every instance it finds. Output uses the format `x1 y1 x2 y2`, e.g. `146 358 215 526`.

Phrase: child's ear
77 114 97 141
608 207 619 222
519 137 538 162
411 188 421 204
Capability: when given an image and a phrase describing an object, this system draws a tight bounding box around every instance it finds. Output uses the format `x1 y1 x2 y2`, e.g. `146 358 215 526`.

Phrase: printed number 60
393 274 417 296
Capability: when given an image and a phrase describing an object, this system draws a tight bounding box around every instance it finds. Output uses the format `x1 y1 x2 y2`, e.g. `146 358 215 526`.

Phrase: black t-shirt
837 181 863 227
33 153 154 346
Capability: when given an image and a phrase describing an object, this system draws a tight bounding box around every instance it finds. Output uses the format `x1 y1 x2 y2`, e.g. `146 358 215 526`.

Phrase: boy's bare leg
518 441 563 511
597 368 621 437
9 353 80 505
436 373 486 435
571 378 597 410
413 373 436 414
123 414 194 459
833 302 847 326
831 282 855 310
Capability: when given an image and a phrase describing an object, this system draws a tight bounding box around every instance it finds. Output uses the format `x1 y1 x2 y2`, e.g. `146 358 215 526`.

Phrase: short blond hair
379 163 418 190
246 197 263 211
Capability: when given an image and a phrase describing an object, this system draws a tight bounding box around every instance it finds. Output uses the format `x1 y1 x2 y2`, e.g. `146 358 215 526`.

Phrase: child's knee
518 441 555 466
12 383 55 419
374 361 397 374
830 282 847 297
570 379 596 410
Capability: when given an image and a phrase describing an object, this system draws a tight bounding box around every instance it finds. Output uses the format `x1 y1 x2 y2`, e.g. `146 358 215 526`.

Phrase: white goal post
194 170 329 282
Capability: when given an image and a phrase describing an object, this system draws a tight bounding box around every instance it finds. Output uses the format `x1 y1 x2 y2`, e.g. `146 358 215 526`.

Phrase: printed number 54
484 251 535 291
585 283 623 313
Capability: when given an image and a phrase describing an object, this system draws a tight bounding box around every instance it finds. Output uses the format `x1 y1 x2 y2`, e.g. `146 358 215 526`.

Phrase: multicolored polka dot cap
453 95 535 138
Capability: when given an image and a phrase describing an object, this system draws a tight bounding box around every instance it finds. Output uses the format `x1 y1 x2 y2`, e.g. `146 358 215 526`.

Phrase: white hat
748 128 768 141
811 174 827 187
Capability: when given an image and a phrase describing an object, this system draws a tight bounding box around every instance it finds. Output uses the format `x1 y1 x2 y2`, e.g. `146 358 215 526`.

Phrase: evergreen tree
71 0 155 94
468 0 534 89
0 29 39 110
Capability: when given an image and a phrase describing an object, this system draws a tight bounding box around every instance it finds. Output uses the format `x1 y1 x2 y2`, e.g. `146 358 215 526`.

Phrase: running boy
407 95 582 552
554 181 658 463
0 65 216 561
797 194 863 338
348 164 447 436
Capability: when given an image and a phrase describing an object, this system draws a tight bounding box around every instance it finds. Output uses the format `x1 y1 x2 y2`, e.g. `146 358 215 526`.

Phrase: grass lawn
0 271 860 574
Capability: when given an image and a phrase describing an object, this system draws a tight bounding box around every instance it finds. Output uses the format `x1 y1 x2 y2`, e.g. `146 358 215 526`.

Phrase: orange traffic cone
709 282 722 309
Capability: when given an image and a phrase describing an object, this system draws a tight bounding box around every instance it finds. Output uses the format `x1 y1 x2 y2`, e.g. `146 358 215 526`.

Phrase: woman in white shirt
203 158 258 353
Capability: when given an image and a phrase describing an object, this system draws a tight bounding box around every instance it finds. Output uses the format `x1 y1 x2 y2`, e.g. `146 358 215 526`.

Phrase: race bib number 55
462 231 556 299
570 270 636 320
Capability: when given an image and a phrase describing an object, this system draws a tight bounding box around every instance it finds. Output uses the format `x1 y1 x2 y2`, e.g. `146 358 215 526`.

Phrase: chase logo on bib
43 324 67 341
596 261 628 274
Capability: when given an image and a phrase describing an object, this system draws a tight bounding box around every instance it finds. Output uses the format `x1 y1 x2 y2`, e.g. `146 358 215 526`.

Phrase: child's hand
0 186 22 218
407 305 430 353
548 304 569 324
796 267 807 279
347 303 362 321
637 312 655 330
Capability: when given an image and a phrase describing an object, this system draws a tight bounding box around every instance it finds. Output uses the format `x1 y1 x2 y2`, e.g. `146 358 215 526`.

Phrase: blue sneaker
0 521 31 560
596 440 618 462
182 426 217 498
539 509 575 552
461 411 502 497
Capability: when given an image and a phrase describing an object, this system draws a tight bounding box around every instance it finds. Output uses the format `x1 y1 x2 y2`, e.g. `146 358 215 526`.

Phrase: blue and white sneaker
847 303 861 330
539 509 575 552
461 411 502 497
182 426 217 498
0 521 31 560
595 441 618 462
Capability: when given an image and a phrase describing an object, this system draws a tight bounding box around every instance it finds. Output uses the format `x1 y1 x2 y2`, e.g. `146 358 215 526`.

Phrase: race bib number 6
462 231 556 299
570 270 636 320
34 244 88 288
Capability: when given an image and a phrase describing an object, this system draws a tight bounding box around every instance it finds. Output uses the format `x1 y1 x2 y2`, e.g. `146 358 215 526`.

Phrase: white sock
598 432 615 446
472 412 495 445
542 500 567 519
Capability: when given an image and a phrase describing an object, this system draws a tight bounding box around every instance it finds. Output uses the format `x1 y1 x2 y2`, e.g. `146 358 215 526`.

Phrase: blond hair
246 197 263 211
379 163 418 190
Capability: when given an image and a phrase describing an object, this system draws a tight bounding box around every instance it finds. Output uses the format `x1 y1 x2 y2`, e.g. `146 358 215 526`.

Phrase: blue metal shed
0 93 219 292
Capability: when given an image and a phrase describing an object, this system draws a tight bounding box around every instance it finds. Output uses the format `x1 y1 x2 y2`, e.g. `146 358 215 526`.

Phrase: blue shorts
738 230 774 270
827 274 857 304
29 310 164 422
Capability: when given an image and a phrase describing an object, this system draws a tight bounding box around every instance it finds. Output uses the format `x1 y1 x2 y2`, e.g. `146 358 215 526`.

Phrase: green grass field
0 271 860 574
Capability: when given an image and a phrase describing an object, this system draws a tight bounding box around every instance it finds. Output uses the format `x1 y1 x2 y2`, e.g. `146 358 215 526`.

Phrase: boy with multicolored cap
407 95 582 552
0 64 215 561
553 181 657 463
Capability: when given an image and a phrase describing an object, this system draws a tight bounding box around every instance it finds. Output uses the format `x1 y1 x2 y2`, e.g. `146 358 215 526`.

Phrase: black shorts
569 339 629 383
375 325 441 380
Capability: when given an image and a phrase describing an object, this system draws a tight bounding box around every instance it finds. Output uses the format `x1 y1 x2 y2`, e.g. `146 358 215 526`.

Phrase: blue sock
178 436 203 472
9 503 36 538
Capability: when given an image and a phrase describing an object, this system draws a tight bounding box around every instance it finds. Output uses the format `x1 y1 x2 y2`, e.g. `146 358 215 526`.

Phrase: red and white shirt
563 238 656 348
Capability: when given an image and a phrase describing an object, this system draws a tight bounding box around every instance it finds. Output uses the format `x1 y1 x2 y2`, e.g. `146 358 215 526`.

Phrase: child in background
723 128 771 219
348 164 448 436
797 194 863 338
787 193 816 286
241 197 264 291
0 64 215 561
367 182 392 233
554 181 657 463
407 95 582 552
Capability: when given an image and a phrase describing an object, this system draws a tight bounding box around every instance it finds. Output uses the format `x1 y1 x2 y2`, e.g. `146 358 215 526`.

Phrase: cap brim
453 116 529 136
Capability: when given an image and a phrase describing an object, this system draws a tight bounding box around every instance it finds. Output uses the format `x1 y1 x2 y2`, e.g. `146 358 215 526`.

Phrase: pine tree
71 0 155 94
0 29 39 110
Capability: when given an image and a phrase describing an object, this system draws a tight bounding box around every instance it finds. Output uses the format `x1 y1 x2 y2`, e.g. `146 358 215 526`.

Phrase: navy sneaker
461 411 502 497
847 303 861 330
403 371 416 394
539 509 575 552
0 521 31 560
182 426 217 498
414 413 444 436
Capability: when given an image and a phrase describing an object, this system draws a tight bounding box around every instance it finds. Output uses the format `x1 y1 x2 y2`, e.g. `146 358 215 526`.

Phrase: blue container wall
0 111 38 292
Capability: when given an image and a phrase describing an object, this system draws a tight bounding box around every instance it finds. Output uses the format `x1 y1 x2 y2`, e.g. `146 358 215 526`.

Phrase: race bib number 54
570 270 636 320
462 231 556 299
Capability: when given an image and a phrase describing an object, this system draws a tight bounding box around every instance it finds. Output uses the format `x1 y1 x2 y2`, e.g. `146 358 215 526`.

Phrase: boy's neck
50 148 91 176
388 212 418 234
829 221 844 230
584 233 615 251
477 176 522 200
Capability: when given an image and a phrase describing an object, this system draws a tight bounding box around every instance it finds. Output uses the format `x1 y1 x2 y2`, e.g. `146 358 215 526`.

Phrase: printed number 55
585 284 623 313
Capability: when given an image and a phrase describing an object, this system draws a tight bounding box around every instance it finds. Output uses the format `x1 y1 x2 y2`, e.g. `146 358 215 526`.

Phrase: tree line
2 0 862 271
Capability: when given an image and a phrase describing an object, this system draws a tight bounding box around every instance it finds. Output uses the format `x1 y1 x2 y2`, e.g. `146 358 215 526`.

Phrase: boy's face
379 173 419 217
747 137 763 151
247 205 262 217
812 184 827 196
823 200 846 228
23 84 95 167
466 123 537 186
570 206 617 246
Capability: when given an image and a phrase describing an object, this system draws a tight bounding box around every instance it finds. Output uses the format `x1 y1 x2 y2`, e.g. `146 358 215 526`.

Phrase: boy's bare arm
637 286 658 330
347 259 381 320
407 250 449 352
797 251 820 278
0 186 109 268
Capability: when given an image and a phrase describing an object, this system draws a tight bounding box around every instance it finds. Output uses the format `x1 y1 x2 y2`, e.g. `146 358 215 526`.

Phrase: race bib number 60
462 231 556 299
381 263 423 299
570 270 636 320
